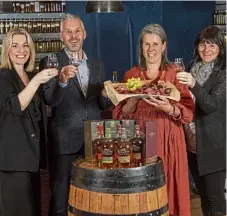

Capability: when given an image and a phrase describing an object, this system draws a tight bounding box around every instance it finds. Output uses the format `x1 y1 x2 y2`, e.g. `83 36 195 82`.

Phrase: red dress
113 65 194 216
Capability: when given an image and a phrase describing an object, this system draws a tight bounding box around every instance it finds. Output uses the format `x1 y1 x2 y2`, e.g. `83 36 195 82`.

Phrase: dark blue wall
163 1 215 64
66 1 215 81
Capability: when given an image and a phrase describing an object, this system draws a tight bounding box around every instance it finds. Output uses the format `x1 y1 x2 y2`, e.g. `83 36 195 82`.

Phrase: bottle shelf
0 13 64 20
36 52 56 59
216 4 226 10
0 33 60 40
214 25 226 29
0 52 57 61
0 1 66 65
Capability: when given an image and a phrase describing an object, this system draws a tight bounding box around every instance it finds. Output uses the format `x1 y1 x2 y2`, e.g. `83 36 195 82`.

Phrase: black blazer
0 68 47 171
190 69 226 175
39 49 108 154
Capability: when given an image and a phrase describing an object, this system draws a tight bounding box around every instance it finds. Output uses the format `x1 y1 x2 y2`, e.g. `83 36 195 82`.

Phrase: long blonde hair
1 28 35 72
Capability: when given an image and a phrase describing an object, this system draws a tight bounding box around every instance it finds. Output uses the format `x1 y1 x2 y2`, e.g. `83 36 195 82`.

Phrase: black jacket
0 68 47 171
39 49 108 154
190 69 226 175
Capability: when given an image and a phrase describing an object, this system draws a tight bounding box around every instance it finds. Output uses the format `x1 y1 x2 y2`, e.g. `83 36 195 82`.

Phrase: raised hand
32 68 58 85
176 72 196 88
59 65 78 84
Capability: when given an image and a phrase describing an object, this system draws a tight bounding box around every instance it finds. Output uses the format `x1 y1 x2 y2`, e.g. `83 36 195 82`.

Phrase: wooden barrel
68 159 169 216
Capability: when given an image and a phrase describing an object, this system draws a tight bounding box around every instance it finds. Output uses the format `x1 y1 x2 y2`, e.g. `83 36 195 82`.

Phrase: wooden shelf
0 33 60 41
214 25 226 29
0 52 58 61
0 12 64 20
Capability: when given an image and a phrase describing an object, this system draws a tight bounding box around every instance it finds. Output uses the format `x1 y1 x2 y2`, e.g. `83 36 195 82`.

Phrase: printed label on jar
102 156 113 164
118 156 130 163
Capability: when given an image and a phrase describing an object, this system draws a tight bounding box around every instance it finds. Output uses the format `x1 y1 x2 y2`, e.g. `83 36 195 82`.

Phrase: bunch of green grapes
126 77 142 91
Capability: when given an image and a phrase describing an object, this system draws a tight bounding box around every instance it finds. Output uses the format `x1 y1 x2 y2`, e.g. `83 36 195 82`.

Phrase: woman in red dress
113 24 194 216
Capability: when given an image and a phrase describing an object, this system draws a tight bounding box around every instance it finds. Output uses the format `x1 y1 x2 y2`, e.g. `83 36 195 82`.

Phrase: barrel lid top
72 156 162 171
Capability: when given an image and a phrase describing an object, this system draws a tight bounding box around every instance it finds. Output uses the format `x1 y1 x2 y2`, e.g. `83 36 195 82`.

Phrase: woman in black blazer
0 28 58 216
177 26 226 215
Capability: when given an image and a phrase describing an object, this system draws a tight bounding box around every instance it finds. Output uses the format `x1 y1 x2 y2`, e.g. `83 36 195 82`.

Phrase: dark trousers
48 147 84 216
0 171 35 216
188 151 226 215
32 171 41 216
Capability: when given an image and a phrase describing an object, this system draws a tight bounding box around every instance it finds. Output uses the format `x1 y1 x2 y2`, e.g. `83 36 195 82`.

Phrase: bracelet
167 105 175 116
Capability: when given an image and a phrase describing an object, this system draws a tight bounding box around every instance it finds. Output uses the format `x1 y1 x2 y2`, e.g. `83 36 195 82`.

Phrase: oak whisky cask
68 158 169 216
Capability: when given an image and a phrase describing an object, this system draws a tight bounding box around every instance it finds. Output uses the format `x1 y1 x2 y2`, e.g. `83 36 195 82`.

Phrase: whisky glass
69 52 80 66
47 54 58 69
174 58 185 72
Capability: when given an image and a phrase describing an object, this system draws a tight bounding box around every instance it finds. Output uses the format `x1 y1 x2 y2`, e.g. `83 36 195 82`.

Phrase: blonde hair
138 24 169 71
1 28 35 72
60 13 85 32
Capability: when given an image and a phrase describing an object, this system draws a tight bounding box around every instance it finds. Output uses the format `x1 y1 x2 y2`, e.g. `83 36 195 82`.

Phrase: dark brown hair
190 25 226 71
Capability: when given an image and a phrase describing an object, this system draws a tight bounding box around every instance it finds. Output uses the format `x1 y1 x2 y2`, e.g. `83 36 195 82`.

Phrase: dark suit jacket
0 68 47 171
190 68 226 175
39 49 108 154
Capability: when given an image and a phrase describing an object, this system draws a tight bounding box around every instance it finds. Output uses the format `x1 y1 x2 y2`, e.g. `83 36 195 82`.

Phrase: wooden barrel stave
68 159 169 216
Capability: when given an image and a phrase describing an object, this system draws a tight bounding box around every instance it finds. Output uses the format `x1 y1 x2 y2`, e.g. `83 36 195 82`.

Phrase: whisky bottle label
103 148 113 156
102 157 113 164
132 144 141 152
118 148 129 155
118 148 130 163
134 153 141 160
119 156 130 163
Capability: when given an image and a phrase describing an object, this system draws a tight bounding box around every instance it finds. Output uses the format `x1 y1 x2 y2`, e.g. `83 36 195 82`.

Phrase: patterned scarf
191 60 214 86
184 61 214 153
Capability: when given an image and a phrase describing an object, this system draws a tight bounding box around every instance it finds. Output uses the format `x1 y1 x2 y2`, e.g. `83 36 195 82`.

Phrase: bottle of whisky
117 128 132 168
101 128 115 169
92 124 105 167
113 124 122 162
112 71 118 83
0 20 4 34
131 124 145 167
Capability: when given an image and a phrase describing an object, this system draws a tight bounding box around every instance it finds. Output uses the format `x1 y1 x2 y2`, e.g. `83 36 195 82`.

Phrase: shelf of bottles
213 10 226 26
213 1 226 42
0 1 66 62
12 1 66 13
213 2 226 36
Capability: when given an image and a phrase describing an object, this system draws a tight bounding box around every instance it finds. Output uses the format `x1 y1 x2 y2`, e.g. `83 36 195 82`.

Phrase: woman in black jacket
177 25 226 215
0 28 58 216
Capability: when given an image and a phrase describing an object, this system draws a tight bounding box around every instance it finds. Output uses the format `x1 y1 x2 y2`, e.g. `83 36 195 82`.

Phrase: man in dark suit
39 13 108 216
